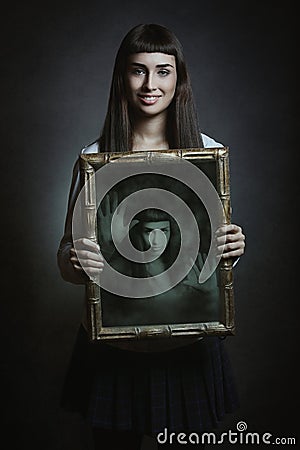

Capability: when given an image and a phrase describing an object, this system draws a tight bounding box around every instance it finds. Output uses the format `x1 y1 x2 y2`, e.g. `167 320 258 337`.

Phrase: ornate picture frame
73 148 234 346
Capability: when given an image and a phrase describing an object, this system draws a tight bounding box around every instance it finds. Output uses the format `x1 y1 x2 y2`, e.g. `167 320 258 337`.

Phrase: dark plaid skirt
61 326 239 436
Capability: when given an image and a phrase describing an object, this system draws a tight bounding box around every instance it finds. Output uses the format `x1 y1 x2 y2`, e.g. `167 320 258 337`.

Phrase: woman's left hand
216 224 245 259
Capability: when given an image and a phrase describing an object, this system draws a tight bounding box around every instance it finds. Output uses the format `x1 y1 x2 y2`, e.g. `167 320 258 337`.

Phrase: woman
58 24 245 450
103 207 220 327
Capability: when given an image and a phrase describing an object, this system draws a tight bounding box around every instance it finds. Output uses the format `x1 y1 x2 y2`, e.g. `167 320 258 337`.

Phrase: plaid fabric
61 326 239 436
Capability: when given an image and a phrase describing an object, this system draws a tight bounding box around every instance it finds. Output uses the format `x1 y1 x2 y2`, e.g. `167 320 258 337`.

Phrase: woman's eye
158 69 170 77
132 68 145 76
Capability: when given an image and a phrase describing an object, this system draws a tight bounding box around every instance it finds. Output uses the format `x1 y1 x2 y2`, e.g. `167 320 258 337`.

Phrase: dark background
1 1 297 449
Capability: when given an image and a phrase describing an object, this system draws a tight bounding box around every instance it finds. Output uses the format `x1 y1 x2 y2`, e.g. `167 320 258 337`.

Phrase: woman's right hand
97 192 131 249
70 238 104 281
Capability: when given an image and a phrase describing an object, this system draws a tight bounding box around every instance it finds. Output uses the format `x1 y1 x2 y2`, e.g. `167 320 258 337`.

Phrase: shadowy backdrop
1 1 297 448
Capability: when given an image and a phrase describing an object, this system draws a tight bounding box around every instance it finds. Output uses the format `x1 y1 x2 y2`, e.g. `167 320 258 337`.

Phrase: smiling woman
97 23 204 153
57 23 245 450
126 53 177 123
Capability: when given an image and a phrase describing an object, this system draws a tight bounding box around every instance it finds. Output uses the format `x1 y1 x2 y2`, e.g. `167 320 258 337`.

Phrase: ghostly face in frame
139 220 171 256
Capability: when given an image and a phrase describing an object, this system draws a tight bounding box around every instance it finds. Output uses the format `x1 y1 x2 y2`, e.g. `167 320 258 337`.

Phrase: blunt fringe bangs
99 24 203 152
134 208 171 224
118 23 184 59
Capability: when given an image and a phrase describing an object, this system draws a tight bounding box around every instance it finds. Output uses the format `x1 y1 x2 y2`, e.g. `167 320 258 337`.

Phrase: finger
91 266 104 272
215 234 227 246
70 254 79 263
221 241 245 258
70 252 104 272
80 259 105 270
70 255 103 269
70 252 81 269
73 238 101 252
217 232 245 246
226 232 245 243
80 258 104 269
222 248 245 258
216 224 242 236
74 249 104 262
72 262 83 271
222 240 244 251
72 252 104 269
111 191 118 213
71 251 103 264
85 267 104 276
73 262 104 277
103 194 110 216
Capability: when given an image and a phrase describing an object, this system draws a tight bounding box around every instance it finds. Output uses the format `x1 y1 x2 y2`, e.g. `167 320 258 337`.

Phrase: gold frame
78 147 234 343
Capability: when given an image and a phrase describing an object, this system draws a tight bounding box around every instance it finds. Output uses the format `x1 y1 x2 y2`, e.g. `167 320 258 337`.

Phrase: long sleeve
57 141 100 284
57 157 86 284
201 133 240 267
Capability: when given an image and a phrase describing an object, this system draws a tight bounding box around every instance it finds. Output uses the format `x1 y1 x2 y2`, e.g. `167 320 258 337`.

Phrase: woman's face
140 220 171 255
125 52 177 118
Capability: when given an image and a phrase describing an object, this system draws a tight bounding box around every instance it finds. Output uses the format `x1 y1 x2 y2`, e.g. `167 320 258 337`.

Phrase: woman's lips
151 246 164 252
138 95 161 105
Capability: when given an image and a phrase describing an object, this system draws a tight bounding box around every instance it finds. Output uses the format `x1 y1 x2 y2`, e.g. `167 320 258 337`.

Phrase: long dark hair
99 23 203 152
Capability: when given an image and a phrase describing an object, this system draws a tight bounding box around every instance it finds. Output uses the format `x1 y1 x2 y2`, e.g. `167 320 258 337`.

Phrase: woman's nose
150 229 164 246
143 73 157 91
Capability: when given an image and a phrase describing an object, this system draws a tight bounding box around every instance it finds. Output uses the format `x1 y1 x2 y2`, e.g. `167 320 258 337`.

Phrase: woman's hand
70 238 104 281
183 254 218 293
97 192 130 248
216 224 245 259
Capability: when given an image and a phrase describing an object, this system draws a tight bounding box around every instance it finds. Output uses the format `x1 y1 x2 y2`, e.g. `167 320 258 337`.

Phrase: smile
138 95 161 105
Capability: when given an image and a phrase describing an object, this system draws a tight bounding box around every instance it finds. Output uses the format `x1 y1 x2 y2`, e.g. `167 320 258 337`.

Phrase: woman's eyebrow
143 226 170 232
130 62 174 69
